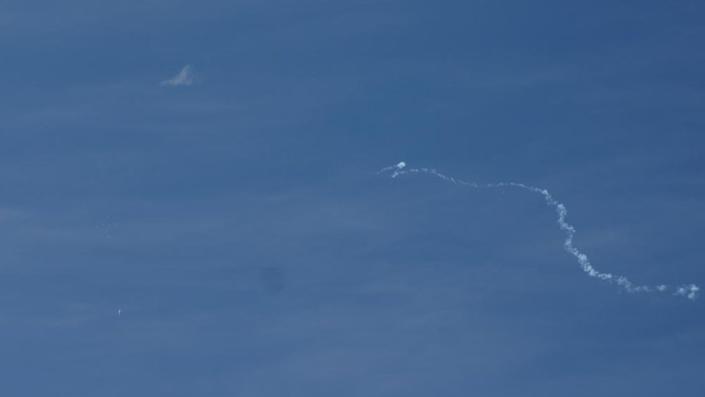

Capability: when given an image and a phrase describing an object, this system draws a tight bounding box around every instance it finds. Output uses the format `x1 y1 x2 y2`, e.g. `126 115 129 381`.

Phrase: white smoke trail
380 162 699 300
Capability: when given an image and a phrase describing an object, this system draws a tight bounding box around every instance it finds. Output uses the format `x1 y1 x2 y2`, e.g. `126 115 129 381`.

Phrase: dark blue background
2 1 704 395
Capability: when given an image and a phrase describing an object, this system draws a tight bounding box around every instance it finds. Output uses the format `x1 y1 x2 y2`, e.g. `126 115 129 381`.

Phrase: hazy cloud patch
160 65 194 87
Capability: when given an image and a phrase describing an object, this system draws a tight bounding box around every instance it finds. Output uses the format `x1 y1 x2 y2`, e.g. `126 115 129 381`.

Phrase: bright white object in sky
379 161 699 300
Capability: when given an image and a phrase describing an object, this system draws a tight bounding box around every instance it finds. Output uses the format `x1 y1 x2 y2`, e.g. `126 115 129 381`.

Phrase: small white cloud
160 65 194 87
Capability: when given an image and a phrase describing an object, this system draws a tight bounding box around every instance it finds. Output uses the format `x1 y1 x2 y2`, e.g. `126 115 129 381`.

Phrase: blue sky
2 1 705 395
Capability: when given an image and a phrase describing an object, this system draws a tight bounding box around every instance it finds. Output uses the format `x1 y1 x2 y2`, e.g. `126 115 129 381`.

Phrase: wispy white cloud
160 65 194 87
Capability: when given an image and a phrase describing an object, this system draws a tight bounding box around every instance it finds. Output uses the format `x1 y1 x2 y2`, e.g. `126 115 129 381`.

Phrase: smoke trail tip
675 284 699 300
687 284 699 300
377 161 407 177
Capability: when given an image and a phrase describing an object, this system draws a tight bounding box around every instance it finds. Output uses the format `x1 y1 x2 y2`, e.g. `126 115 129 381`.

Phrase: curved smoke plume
379 162 699 300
